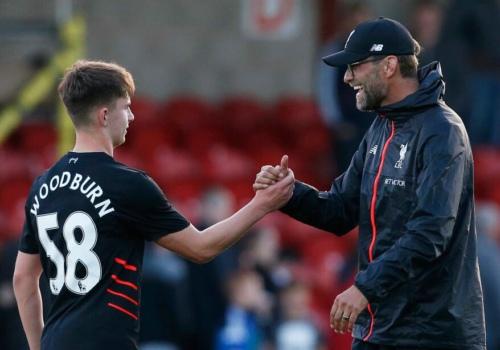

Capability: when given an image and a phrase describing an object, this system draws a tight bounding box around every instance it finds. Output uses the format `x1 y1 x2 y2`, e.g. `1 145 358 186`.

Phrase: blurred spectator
476 202 500 350
409 0 444 65
215 269 271 350
139 244 192 350
436 0 500 145
0 240 28 350
186 186 242 350
239 225 293 294
315 0 375 173
275 282 326 350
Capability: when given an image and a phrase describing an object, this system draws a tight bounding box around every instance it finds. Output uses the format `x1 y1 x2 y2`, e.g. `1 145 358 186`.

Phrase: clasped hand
253 155 295 212
252 155 295 212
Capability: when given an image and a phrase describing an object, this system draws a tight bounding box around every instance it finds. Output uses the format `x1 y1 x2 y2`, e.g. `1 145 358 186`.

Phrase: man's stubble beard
356 69 388 112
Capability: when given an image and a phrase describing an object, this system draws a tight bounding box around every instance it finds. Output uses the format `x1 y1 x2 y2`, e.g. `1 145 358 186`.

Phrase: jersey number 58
36 211 102 295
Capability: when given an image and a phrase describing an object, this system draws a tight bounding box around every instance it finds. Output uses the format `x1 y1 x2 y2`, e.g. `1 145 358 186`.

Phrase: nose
344 67 353 84
129 110 134 122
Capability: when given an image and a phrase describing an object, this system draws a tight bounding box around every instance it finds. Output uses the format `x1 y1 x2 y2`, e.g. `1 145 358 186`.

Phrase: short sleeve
119 173 190 241
18 203 40 254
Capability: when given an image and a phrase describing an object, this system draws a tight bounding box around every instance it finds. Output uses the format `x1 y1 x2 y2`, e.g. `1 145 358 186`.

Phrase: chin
356 100 368 111
114 138 126 147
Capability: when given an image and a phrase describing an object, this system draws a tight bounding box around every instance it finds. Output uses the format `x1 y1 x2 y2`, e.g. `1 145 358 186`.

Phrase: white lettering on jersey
94 199 115 218
37 211 102 295
30 171 114 218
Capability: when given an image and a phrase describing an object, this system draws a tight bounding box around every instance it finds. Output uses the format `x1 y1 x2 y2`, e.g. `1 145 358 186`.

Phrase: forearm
14 279 43 350
198 198 267 260
281 181 357 235
158 171 294 262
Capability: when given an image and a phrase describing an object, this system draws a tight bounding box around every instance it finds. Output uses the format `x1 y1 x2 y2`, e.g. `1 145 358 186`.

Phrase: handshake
251 155 295 214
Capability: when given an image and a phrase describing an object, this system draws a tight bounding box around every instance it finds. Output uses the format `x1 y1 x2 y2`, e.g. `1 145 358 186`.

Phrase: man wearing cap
254 17 486 350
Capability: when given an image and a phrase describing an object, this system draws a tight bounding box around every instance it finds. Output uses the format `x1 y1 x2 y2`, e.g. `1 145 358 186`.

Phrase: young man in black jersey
12 60 294 350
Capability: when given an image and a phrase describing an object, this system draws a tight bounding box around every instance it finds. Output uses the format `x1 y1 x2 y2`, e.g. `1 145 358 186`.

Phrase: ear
96 107 109 127
384 56 399 78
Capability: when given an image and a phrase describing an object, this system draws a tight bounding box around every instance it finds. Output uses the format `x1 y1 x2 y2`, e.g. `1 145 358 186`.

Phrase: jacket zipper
363 120 396 341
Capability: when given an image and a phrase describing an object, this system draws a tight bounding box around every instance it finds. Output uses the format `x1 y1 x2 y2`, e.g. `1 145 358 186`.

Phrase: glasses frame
347 56 387 75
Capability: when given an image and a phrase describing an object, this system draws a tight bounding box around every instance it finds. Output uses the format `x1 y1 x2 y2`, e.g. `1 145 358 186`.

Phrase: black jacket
282 62 486 349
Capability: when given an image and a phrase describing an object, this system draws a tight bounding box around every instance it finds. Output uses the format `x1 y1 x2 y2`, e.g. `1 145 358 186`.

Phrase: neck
382 77 419 106
73 129 114 157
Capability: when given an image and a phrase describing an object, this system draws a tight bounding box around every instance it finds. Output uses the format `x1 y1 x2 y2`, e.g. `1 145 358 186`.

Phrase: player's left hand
330 284 368 334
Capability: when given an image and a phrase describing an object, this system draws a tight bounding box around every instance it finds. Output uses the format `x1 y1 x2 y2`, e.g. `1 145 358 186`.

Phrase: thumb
280 155 289 173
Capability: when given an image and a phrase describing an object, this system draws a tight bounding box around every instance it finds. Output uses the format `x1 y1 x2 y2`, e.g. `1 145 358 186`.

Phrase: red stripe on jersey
107 302 138 320
363 304 376 341
106 288 139 306
364 120 396 341
114 258 138 271
111 274 138 290
369 120 396 261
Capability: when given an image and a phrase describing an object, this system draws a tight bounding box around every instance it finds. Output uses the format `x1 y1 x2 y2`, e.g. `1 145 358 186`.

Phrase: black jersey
19 152 190 350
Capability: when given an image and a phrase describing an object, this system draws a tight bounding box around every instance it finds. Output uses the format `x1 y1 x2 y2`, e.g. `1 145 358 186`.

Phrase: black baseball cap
323 17 416 67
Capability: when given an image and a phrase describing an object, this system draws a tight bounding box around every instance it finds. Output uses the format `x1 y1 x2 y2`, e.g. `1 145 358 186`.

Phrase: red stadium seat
202 144 256 183
6 121 57 156
216 97 270 148
0 176 32 239
131 96 161 126
273 96 323 128
0 150 43 182
184 127 224 158
150 146 202 182
473 147 500 202
126 125 176 161
160 96 214 133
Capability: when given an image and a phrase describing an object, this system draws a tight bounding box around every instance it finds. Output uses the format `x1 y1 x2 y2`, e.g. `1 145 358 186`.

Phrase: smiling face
105 95 134 147
345 57 389 111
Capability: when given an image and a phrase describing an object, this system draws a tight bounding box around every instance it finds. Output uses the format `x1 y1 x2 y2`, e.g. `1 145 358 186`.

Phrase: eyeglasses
347 56 387 75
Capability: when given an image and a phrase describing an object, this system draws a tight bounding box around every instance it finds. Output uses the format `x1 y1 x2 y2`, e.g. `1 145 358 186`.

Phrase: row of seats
0 96 334 241
1 96 499 270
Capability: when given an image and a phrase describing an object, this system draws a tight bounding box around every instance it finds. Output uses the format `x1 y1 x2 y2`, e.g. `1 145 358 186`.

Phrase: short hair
58 60 135 127
397 39 421 78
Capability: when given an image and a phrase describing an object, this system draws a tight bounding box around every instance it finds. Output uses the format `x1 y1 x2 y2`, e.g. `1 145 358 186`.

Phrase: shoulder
102 159 155 187
419 103 468 147
413 104 472 167
110 162 166 202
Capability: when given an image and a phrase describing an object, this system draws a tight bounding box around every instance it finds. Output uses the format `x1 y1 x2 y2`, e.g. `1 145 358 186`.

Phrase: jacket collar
376 61 445 120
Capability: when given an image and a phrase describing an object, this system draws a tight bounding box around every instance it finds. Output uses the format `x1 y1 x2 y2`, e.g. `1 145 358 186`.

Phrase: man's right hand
253 155 294 191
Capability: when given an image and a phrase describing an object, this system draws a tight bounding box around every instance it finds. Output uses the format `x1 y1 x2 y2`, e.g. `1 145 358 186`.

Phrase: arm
157 171 294 263
13 252 43 350
354 124 469 302
258 138 367 235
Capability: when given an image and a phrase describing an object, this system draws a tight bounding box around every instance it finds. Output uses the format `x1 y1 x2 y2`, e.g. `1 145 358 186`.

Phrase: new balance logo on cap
370 44 384 52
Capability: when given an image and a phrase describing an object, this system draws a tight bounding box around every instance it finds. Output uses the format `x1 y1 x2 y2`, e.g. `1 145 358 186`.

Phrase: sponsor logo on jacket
385 178 406 187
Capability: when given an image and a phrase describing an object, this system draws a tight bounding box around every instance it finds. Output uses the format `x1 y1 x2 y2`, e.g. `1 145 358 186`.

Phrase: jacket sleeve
280 137 367 235
354 123 469 301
